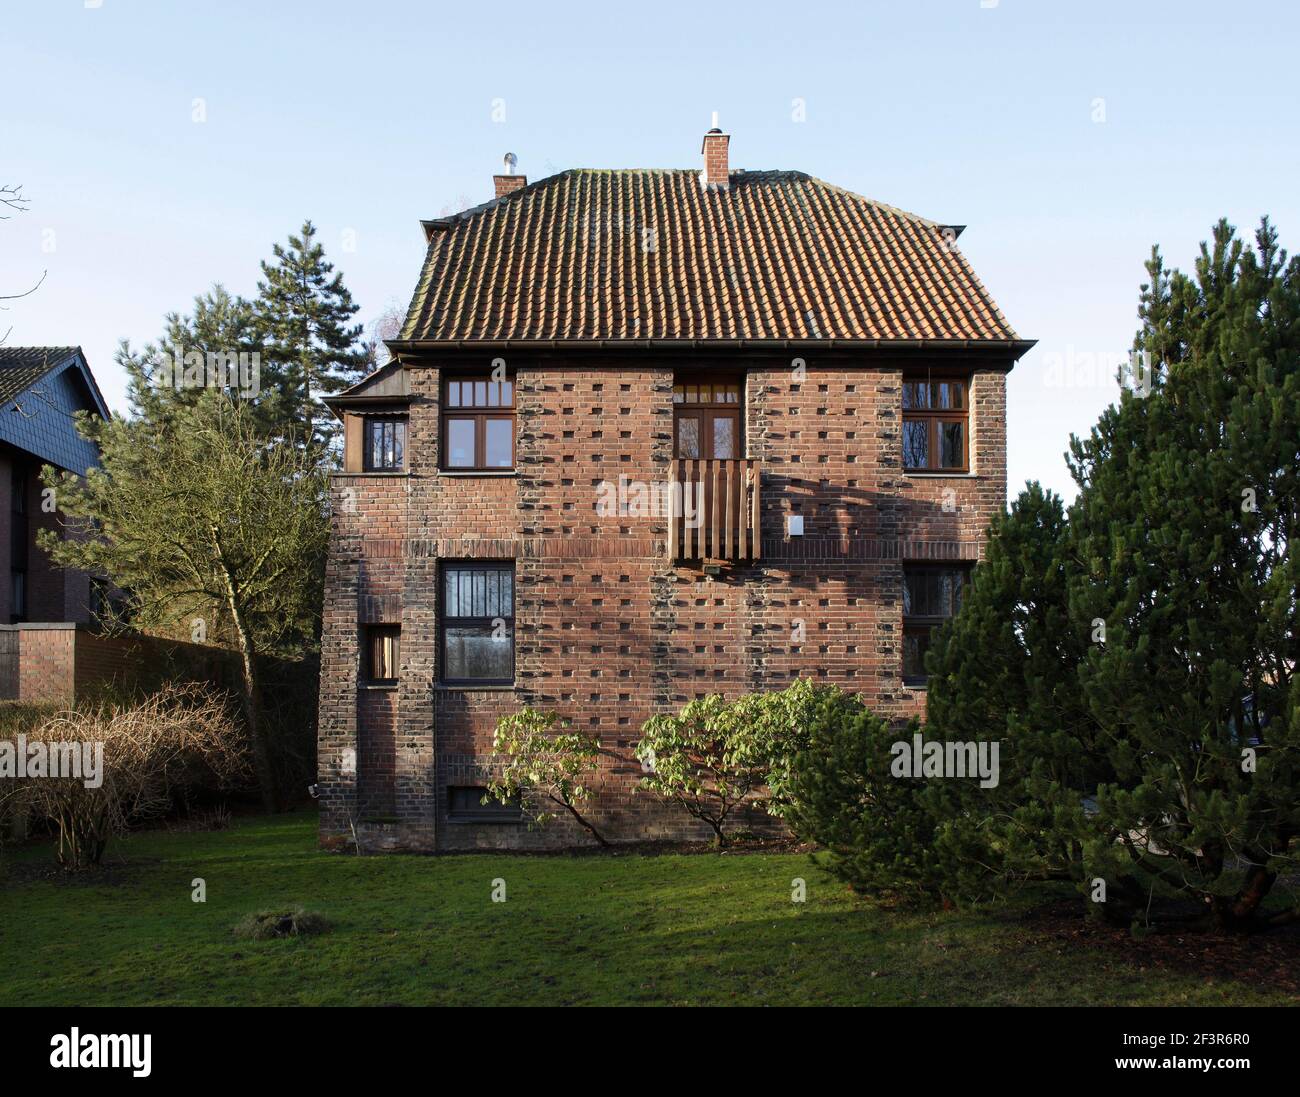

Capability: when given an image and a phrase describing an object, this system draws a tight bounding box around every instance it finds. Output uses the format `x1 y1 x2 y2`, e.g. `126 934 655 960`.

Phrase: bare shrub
0 683 250 870
232 909 330 940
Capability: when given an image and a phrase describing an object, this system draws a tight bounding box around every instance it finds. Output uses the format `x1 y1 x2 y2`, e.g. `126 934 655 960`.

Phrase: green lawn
0 812 1291 1006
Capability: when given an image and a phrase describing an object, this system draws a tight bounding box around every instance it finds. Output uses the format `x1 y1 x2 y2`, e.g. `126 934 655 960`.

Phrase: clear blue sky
3 0 1296 501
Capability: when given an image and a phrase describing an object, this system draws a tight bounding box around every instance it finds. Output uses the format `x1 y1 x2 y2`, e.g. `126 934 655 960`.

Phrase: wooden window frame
364 625 401 685
672 374 744 459
439 561 515 686
441 376 515 471
902 564 971 685
902 374 970 473
363 416 407 472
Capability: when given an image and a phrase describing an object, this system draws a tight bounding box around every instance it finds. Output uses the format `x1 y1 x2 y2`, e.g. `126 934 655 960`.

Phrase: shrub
232 909 329 940
487 708 607 846
0 683 250 870
636 694 769 847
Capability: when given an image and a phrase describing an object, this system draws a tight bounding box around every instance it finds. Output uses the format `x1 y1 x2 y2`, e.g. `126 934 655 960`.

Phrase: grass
0 811 1293 1006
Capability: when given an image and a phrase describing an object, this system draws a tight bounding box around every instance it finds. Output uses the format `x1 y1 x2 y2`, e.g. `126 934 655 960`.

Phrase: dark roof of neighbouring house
394 169 1028 349
0 346 110 475
0 346 82 404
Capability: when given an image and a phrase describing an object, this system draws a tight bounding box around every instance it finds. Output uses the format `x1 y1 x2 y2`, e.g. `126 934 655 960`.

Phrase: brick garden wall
317 355 1010 851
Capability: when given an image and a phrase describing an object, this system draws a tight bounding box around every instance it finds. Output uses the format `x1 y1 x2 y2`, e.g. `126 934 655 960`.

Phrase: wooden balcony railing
669 458 761 562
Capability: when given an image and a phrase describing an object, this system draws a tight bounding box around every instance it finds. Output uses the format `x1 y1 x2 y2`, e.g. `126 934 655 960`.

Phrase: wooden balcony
668 458 761 562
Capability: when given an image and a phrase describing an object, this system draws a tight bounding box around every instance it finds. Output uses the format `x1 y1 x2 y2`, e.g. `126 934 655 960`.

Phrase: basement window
447 785 522 823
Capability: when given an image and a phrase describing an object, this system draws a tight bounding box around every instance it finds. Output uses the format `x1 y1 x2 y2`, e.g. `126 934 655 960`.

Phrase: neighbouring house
317 127 1034 851
0 346 114 701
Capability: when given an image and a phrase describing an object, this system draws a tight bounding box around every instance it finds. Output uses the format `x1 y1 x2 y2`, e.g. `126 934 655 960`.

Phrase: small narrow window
903 376 968 472
364 418 407 471
364 625 401 684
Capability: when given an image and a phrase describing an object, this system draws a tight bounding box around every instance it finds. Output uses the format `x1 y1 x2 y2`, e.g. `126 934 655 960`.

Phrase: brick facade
317 352 1013 851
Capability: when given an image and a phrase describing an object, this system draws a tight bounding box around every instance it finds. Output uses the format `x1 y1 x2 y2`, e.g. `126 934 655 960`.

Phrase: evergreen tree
253 221 369 453
114 284 265 431
1064 218 1299 930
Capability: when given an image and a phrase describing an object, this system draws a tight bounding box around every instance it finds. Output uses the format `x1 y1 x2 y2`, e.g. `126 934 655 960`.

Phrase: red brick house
317 128 1033 850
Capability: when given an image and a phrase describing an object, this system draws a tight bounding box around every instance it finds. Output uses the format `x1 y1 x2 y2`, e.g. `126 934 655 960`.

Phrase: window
365 625 401 684
364 417 406 471
902 565 970 684
441 563 514 684
447 785 522 823
903 376 968 472
443 376 514 470
10 571 25 622
673 378 742 459
10 464 27 624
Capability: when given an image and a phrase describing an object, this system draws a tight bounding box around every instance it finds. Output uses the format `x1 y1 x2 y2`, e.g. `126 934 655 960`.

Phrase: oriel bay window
443 375 514 470
902 376 968 472
365 417 406 471
672 378 742 459
902 565 970 684
441 563 514 684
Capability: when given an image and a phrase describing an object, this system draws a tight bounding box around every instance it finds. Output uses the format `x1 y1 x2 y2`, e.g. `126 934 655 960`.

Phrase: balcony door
673 379 741 459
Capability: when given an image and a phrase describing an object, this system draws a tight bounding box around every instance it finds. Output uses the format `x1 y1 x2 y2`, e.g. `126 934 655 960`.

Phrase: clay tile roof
399 169 1021 345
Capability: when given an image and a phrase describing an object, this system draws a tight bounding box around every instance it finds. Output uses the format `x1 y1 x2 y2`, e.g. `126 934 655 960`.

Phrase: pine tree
1063 218 1299 931
253 221 369 453
114 284 265 431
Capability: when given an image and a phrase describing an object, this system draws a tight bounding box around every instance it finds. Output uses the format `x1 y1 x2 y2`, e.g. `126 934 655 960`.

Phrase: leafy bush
487 708 607 846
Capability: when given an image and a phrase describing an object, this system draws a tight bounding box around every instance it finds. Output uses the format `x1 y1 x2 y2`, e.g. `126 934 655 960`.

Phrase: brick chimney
493 152 526 198
700 119 730 190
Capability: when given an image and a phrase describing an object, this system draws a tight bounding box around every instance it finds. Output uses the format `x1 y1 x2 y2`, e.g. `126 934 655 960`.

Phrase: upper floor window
672 378 742 459
903 377 968 472
441 562 514 684
902 564 970 684
365 417 407 471
443 376 514 470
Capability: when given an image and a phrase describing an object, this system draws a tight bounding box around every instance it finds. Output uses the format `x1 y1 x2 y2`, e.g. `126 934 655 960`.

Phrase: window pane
445 570 459 616
473 571 486 616
903 419 929 468
903 382 929 409
501 380 513 406
488 381 500 407
447 419 476 467
673 385 684 404
485 419 513 467
676 416 700 458
684 385 698 403
712 416 736 459
445 625 513 680
474 381 487 407
447 381 461 407
903 628 930 679
393 421 405 468
940 421 964 468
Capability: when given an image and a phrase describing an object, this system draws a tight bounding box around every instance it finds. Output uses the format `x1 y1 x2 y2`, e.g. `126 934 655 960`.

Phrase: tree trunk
217 555 279 813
